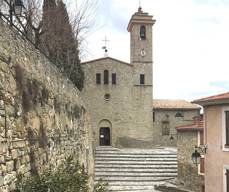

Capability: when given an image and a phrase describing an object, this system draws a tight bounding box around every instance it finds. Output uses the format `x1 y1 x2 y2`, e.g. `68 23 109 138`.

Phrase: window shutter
199 131 204 145
226 111 229 147
226 169 229 192
200 157 204 174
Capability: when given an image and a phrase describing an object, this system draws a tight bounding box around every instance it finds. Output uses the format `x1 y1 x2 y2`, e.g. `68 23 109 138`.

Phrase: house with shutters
193 92 229 192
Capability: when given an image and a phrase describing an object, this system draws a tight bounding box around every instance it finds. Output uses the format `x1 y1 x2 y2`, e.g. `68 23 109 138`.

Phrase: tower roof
127 7 155 32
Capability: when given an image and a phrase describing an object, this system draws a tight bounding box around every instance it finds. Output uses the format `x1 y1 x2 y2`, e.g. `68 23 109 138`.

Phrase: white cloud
79 0 229 101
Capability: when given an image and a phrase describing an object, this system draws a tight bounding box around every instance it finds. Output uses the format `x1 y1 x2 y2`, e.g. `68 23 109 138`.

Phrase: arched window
104 70 109 84
140 26 146 40
175 112 184 118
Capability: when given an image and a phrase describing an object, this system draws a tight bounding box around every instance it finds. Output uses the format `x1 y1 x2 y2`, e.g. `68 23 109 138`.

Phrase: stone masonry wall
153 109 199 146
177 131 204 192
0 20 94 191
81 58 134 147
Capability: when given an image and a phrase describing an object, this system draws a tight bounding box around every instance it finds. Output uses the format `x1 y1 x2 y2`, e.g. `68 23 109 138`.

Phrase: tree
70 0 98 58
40 0 84 90
23 0 44 47
0 0 43 46
0 0 97 91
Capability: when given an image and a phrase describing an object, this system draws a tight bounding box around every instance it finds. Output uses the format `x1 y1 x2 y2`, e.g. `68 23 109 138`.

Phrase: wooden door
99 127 110 146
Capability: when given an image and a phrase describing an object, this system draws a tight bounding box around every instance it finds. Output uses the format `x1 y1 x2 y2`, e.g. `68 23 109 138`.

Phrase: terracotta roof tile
193 92 229 102
153 99 200 109
176 116 203 131
193 92 229 106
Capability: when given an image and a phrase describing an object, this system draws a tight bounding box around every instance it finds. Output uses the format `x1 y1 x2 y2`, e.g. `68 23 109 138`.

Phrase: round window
104 93 111 100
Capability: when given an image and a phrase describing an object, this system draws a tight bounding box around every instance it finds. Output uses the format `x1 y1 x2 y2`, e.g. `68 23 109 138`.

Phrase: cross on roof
102 36 109 48
102 36 110 55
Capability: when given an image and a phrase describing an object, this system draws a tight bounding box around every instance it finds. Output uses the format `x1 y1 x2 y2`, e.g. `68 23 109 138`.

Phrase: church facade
81 7 155 148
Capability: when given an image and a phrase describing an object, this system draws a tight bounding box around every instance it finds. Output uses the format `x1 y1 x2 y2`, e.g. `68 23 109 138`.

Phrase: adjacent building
176 116 205 192
193 92 229 192
153 99 200 146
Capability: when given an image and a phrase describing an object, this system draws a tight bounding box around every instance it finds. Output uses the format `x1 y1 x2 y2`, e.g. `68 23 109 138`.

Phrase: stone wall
177 131 204 192
81 57 154 148
153 109 199 146
0 20 94 191
81 58 135 147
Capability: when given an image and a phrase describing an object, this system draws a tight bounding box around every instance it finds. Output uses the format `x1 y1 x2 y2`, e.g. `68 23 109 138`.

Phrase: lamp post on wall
0 0 25 26
191 145 207 166
169 134 177 143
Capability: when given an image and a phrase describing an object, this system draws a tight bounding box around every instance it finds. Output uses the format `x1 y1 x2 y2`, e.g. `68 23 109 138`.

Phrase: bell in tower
140 26 146 40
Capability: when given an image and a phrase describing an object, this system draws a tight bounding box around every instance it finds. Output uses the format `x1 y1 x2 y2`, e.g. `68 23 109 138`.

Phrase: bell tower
127 7 155 64
126 7 156 147
127 7 155 87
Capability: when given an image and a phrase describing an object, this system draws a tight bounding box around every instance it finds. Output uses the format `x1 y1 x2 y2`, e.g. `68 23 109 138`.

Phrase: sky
70 0 229 101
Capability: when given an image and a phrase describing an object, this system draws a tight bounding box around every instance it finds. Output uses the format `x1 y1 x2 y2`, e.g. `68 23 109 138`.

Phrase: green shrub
13 156 108 192
14 157 88 192
93 178 109 192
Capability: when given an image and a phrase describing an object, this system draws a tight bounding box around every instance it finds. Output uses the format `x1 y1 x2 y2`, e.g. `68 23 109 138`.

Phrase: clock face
140 49 146 56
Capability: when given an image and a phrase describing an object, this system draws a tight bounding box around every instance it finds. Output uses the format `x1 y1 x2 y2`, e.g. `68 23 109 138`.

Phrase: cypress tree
40 0 84 91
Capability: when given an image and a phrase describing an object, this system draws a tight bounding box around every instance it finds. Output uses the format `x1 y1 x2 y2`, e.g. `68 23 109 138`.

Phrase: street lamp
191 146 201 166
191 145 207 166
14 0 25 15
0 0 25 25
169 134 177 143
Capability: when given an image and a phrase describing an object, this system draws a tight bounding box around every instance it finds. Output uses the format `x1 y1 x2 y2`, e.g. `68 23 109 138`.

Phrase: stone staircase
95 146 177 192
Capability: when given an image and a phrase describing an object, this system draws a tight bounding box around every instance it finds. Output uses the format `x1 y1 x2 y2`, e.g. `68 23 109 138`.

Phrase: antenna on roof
102 36 110 57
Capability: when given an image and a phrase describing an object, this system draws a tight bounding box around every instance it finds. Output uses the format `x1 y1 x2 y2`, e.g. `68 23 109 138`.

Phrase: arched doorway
99 119 112 146
100 127 110 146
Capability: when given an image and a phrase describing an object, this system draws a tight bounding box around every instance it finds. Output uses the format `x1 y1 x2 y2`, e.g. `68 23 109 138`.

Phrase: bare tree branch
67 0 98 59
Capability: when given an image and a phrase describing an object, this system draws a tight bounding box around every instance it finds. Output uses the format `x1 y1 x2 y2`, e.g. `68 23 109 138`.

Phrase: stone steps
97 152 176 158
95 168 177 173
95 164 177 169
95 147 177 191
96 158 177 161
96 161 177 165
108 185 161 192
103 181 172 186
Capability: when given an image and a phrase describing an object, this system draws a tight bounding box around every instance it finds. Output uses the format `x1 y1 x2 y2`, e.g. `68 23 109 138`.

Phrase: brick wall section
177 131 204 192
0 20 94 191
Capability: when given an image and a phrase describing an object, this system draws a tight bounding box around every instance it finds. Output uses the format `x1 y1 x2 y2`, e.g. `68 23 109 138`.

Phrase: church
81 7 201 149
81 7 155 148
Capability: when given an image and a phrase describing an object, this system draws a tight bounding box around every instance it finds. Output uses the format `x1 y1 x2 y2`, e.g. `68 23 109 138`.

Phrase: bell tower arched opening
140 25 146 40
